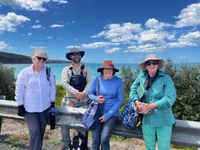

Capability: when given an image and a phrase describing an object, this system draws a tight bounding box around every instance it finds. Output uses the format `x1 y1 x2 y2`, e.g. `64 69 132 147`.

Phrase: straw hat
97 60 119 72
66 47 85 60
139 54 165 70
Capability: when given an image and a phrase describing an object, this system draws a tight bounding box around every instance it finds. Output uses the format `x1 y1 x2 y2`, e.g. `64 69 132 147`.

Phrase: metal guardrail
0 99 200 148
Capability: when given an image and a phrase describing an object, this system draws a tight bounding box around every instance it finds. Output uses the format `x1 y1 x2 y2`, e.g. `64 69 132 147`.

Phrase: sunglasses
72 53 81 57
145 61 158 66
36 56 47 61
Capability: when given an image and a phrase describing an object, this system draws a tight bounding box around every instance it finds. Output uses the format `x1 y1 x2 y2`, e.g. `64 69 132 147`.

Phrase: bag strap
46 67 51 81
69 64 85 76
96 76 100 96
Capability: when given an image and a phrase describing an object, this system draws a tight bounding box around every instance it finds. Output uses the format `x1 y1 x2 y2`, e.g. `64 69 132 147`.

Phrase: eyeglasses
145 61 158 66
36 56 47 61
72 53 81 57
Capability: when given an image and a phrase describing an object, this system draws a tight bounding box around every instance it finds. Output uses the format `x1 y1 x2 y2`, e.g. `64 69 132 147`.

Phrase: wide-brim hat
66 47 85 60
139 54 165 70
97 60 119 72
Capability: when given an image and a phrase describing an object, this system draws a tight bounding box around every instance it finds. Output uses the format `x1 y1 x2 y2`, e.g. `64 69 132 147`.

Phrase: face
145 60 159 73
33 53 47 68
70 52 81 64
103 68 113 79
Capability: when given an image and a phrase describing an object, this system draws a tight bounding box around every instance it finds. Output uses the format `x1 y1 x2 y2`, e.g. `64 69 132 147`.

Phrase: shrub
55 85 66 106
0 63 15 100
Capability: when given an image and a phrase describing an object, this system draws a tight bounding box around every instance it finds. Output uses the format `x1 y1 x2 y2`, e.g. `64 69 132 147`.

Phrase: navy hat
66 47 85 60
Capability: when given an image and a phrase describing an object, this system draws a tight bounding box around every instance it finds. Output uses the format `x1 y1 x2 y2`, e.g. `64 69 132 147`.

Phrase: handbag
120 102 141 129
81 77 103 130
120 81 146 129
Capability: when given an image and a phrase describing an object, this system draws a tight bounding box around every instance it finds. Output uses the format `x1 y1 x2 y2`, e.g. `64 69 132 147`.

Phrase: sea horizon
5 62 200 85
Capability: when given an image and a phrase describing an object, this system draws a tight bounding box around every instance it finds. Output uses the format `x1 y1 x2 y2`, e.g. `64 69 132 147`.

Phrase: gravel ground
0 119 146 150
0 119 182 150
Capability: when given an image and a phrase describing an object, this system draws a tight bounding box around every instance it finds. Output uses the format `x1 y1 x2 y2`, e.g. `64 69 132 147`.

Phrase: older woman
129 54 176 150
15 49 56 150
89 60 124 150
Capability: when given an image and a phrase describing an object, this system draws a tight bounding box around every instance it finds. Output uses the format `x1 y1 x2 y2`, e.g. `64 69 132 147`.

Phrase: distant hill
0 52 68 64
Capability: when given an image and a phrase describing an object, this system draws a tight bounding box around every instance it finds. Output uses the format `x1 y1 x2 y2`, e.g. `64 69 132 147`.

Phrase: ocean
6 63 138 85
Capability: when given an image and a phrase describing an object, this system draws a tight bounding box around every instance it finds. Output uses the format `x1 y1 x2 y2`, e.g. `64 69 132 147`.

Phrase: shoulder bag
81 77 104 130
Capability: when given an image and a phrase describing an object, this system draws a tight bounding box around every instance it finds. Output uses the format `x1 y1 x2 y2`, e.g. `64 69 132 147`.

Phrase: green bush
0 63 15 100
55 85 66 106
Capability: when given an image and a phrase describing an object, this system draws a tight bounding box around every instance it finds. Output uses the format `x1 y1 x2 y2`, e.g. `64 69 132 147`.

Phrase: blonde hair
31 49 48 62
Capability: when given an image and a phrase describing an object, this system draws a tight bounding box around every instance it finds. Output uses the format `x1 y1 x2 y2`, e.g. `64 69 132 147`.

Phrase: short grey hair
31 49 48 62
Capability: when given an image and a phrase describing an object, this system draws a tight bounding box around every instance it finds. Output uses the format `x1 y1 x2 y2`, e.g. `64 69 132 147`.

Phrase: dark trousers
24 109 49 150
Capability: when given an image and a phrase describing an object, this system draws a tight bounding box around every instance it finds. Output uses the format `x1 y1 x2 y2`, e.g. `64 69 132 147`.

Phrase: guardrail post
0 116 2 134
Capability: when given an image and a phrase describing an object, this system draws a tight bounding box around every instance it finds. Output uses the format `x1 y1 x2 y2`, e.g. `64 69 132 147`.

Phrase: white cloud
92 22 142 43
105 47 121 54
81 42 120 49
138 29 169 44
0 12 30 33
47 36 53 39
126 44 166 53
0 0 68 12
169 31 200 48
175 3 200 27
52 0 68 4
66 46 80 49
27 33 32 36
0 41 9 50
32 25 42 29
145 18 172 30
50 24 64 28
29 45 47 49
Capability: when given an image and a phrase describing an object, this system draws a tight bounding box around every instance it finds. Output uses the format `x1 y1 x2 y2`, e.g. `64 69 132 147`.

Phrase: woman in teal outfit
129 54 176 150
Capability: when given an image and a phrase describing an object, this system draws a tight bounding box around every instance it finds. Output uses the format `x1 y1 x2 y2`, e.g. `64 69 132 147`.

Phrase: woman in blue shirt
89 60 124 150
129 54 176 150
15 49 56 150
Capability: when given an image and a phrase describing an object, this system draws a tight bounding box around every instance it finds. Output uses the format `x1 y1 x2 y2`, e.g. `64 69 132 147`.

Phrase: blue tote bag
81 77 104 130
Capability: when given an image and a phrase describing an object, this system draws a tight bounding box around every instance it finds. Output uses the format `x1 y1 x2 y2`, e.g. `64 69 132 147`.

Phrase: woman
129 54 176 150
89 60 124 150
15 49 56 150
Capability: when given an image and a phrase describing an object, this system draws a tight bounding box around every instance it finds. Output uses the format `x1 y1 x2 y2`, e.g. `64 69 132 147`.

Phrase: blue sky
0 0 200 64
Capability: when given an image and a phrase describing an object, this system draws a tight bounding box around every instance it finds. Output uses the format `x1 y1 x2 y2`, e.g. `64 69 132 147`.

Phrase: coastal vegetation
0 63 15 100
0 59 200 121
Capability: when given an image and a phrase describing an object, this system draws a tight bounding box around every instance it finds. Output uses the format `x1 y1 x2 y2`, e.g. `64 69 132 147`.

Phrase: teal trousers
142 123 172 150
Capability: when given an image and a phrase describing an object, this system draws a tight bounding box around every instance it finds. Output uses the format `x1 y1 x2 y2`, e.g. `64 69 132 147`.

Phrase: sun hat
139 54 165 70
97 60 119 72
66 47 85 60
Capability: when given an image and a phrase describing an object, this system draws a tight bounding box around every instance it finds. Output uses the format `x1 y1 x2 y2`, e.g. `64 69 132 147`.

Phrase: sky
0 0 200 64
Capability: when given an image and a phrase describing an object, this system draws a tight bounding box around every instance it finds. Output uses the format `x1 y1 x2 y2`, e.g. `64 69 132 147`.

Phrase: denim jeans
91 116 118 150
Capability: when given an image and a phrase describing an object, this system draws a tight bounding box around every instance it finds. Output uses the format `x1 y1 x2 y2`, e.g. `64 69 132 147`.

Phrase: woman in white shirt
15 49 56 150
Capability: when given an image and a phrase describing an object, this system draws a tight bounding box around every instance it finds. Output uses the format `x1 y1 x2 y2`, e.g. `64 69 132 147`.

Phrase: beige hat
97 60 119 72
139 54 165 70
66 47 85 60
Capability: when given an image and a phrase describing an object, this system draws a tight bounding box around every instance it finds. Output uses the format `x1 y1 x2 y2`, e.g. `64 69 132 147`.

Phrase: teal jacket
129 70 176 127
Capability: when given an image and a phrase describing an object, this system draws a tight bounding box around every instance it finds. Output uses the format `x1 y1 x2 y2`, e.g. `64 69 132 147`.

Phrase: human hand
98 95 105 104
17 105 26 117
76 92 85 100
138 103 155 114
99 116 106 122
